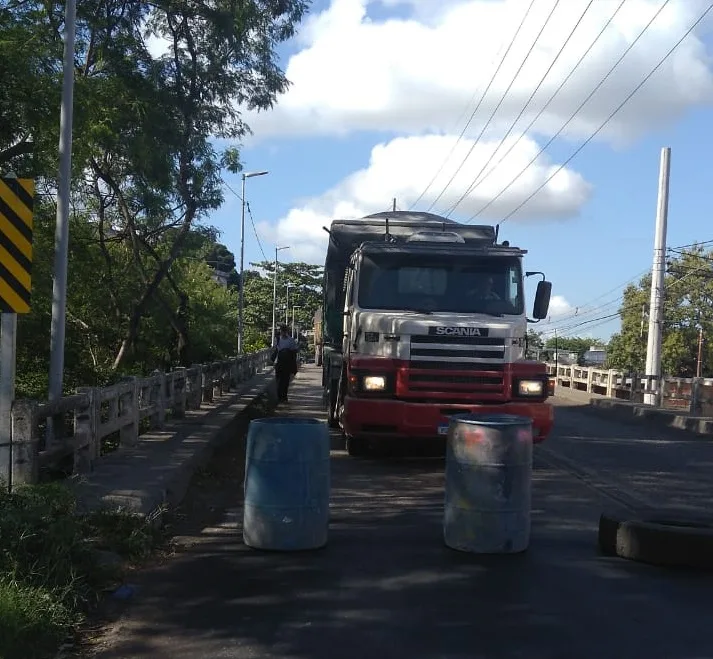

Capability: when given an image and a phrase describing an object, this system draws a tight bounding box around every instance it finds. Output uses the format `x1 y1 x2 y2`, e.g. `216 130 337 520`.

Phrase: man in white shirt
272 325 298 403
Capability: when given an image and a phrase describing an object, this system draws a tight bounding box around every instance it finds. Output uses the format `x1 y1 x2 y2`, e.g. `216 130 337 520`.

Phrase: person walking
271 325 298 403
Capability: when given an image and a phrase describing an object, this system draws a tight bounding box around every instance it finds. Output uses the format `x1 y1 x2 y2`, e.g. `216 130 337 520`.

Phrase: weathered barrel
243 417 330 551
443 413 533 554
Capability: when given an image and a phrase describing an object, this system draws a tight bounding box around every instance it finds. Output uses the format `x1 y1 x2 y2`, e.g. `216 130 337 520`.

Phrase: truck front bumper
343 397 554 443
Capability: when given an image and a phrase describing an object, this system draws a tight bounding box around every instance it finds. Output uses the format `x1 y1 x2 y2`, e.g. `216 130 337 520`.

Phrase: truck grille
405 334 506 396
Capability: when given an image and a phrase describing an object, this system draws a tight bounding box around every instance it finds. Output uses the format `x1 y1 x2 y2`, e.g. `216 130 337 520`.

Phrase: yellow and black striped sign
0 177 34 314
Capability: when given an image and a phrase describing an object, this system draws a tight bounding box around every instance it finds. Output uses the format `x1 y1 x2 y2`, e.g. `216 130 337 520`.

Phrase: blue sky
198 0 713 343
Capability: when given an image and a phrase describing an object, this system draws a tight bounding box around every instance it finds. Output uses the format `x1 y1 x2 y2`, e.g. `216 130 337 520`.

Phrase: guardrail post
120 377 139 447
201 365 213 404
213 362 225 397
222 360 232 392
73 389 96 474
230 357 240 390
76 387 100 462
151 370 166 428
690 378 702 415
173 367 187 418
11 399 39 487
187 365 200 409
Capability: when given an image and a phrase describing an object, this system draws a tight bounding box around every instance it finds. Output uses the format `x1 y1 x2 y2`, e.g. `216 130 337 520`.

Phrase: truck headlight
517 379 544 396
363 375 387 391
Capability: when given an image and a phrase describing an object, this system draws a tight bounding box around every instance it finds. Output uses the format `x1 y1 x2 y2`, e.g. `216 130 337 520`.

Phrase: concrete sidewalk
72 367 275 519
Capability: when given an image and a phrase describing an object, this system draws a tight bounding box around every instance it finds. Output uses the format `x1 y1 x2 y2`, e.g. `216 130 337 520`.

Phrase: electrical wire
468 0 691 223
446 0 628 218
422 0 540 212
246 202 268 262
493 0 713 225
407 5 524 211
443 0 595 218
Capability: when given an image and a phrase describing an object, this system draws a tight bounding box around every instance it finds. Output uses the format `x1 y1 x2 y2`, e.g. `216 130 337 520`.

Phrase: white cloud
248 0 713 266
547 295 575 319
259 133 591 262
247 0 713 143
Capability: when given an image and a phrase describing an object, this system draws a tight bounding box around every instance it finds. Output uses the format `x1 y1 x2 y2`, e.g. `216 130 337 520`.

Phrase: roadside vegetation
0 483 163 659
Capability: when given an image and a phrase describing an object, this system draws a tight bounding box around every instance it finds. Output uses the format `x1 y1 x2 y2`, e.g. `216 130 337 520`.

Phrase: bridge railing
545 362 713 416
9 349 272 487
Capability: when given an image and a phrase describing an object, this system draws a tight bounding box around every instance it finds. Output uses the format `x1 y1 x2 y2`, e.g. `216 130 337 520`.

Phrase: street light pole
272 246 289 344
285 283 293 325
48 0 77 412
292 306 301 338
238 170 268 355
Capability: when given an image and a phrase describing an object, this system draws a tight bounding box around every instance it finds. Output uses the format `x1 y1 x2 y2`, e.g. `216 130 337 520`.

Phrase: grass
0 483 164 659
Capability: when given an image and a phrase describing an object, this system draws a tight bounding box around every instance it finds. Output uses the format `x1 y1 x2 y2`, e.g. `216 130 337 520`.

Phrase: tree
607 246 713 376
240 261 324 351
2 0 312 395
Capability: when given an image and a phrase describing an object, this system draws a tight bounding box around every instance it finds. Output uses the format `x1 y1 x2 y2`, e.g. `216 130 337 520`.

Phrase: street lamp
285 282 294 324
272 245 290 345
292 305 301 338
238 169 269 355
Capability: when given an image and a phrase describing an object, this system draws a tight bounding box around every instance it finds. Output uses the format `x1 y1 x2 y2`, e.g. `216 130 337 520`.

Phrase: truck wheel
327 385 339 428
346 436 368 457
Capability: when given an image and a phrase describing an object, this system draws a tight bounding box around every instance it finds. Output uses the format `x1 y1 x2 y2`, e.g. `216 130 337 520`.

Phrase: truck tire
598 510 713 570
346 436 368 457
327 384 339 429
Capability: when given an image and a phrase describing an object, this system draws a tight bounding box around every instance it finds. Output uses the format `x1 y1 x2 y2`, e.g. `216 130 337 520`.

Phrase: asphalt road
88 367 713 659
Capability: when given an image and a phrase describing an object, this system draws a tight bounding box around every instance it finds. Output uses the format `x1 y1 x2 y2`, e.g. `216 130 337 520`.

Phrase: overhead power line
443 0 595 218
484 0 713 224
446 0 628 218
407 3 526 211
470 0 688 224
428 0 560 213
246 201 268 262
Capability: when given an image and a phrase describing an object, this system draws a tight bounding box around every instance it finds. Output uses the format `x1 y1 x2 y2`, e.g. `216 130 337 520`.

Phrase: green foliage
607 247 713 376
1 0 313 395
0 483 163 659
243 261 324 350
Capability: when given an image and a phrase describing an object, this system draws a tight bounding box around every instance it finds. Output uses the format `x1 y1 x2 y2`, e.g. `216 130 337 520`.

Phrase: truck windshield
357 253 524 315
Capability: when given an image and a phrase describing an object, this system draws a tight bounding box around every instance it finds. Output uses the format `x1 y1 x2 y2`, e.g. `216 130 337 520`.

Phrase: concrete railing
546 362 713 415
9 349 272 486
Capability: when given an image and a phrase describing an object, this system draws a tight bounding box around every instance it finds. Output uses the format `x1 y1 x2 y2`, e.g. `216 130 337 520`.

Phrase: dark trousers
275 367 291 401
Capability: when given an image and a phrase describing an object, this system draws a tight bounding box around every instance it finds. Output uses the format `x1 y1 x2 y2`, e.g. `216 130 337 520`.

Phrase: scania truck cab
320 210 553 457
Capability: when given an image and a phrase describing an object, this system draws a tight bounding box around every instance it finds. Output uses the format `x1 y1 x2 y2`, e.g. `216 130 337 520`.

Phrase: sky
172 0 713 343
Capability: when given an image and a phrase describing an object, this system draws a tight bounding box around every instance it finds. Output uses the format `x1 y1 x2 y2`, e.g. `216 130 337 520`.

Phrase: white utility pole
644 147 671 406
48 0 77 415
292 305 301 338
272 246 289 343
285 283 293 324
237 170 268 354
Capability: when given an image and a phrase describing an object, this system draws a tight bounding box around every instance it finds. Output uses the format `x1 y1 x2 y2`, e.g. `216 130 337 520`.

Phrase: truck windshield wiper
402 308 434 315
471 310 505 317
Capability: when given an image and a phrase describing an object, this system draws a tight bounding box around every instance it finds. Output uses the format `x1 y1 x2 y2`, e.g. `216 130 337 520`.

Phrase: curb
554 393 713 439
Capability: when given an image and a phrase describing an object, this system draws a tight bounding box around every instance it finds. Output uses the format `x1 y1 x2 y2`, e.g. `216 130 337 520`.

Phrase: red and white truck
319 210 554 456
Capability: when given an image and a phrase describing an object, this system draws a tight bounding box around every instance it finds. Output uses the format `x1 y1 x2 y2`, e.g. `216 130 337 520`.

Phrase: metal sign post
0 176 36 490
0 314 17 490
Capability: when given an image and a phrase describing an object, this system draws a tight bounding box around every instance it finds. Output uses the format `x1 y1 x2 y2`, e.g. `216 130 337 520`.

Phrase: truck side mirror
532 280 551 319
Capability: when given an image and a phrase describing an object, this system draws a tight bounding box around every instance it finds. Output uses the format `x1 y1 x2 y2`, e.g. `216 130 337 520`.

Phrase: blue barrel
443 414 533 554
243 417 330 551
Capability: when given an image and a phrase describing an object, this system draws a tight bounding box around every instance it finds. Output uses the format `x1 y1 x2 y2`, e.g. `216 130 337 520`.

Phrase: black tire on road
597 513 621 556
597 510 713 570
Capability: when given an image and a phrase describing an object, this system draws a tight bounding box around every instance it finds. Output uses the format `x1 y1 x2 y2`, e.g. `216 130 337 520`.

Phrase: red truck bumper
343 397 554 443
